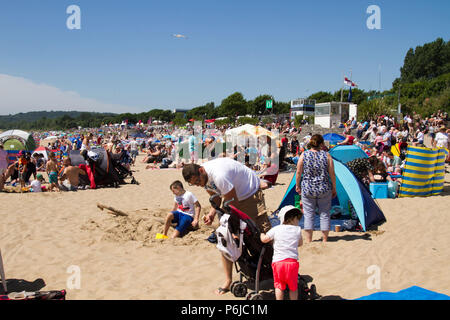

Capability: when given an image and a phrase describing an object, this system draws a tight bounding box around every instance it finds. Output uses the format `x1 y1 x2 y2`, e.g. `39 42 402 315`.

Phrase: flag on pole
348 86 353 102
344 77 358 88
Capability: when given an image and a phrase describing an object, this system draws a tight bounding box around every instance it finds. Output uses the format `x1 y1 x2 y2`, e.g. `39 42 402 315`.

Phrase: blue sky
0 0 449 114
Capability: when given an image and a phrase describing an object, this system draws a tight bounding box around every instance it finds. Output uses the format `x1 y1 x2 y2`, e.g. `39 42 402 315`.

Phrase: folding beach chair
0 249 7 293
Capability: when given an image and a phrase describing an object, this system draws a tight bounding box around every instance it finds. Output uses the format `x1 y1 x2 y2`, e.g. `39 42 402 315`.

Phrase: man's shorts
171 210 194 233
272 258 299 291
235 189 271 233
131 150 139 158
59 180 77 192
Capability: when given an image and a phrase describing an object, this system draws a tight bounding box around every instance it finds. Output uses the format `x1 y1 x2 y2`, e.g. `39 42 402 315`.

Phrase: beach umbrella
226 124 277 138
323 133 345 142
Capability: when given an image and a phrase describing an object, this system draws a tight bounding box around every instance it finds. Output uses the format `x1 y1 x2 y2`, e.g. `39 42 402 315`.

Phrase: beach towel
398 146 446 197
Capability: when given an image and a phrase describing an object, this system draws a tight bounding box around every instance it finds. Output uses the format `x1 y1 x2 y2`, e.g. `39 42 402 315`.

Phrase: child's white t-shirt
174 191 198 218
30 179 42 192
266 224 302 263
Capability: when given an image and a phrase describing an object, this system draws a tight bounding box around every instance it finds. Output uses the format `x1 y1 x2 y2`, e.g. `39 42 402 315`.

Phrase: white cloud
0 74 139 115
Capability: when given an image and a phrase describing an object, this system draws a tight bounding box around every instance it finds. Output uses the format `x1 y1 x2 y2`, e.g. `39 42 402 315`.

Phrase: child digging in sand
260 205 303 300
163 180 201 239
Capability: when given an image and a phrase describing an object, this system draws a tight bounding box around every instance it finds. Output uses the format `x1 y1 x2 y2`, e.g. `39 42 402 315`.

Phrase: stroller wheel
309 284 318 300
246 292 263 300
231 282 247 298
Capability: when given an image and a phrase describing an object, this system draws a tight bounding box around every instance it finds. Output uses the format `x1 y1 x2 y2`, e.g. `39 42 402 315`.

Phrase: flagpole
340 72 344 102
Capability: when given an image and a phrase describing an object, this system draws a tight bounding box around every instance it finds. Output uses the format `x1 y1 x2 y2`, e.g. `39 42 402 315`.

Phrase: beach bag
215 214 246 262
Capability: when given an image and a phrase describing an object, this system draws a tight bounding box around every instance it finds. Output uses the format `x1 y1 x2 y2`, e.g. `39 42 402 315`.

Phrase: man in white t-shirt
163 180 201 238
434 127 449 149
182 157 271 295
129 137 139 164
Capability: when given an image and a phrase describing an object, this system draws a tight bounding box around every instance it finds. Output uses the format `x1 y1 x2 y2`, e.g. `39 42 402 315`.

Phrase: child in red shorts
261 205 303 300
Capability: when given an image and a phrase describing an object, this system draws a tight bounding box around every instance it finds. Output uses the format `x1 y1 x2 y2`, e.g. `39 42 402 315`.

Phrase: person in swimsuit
46 152 60 192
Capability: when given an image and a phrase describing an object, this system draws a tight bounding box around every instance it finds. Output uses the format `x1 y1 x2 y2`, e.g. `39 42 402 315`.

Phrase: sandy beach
1 154 449 300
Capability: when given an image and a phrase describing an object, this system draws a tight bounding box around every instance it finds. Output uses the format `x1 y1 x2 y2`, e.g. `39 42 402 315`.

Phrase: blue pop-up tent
329 145 368 164
277 158 386 231
356 286 450 300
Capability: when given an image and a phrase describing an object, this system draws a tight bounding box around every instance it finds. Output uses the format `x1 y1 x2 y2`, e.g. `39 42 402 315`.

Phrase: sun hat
278 205 301 224
36 174 44 180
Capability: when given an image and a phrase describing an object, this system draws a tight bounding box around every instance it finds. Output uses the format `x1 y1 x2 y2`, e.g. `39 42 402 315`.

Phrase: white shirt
435 132 448 148
202 158 260 201
31 180 42 192
266 224 302 263
174 191 198 218
383 132 392 146
416 131 424 142
130 140 139 151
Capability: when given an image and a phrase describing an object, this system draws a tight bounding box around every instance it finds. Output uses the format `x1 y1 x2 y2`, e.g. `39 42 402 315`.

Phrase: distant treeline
1 38 448 130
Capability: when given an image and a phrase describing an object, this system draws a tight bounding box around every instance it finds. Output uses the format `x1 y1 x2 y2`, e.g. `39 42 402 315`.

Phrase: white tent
0 129 37 151
225 124 256 136
32 146 50 161
225 124 277 138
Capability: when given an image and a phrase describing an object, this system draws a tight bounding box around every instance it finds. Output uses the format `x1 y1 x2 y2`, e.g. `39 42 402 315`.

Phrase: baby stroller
210 195 319 300
109 151 139 185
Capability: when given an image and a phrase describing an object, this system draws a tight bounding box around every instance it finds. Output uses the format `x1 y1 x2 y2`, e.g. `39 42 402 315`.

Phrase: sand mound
82 208 216 248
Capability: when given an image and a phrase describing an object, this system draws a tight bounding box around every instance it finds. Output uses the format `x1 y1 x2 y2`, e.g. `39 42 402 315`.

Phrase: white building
314 102 357 128
290 98 316 119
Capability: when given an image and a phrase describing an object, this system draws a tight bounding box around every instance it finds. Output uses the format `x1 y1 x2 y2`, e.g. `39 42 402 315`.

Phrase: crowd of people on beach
0 110 448 299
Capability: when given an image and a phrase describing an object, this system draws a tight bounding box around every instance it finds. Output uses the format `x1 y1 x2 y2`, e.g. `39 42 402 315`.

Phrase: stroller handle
209 194 221 210
209 195 235 210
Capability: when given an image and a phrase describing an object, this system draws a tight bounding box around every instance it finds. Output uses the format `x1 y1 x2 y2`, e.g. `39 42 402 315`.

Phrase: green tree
218 92 248 117
248 95 273 116
393 38 450 87
308 91 334 103
332 88 369 105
